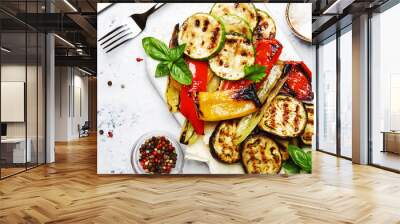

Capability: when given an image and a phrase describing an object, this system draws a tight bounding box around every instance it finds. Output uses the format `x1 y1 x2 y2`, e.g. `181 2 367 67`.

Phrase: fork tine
98 24 126 42
100 3 166 52
106 38 134 53
103 32 133 49
100 28 129 46
105 31 141 53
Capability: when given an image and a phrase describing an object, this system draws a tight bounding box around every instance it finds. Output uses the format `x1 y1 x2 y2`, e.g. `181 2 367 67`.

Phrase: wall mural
97 3 314 175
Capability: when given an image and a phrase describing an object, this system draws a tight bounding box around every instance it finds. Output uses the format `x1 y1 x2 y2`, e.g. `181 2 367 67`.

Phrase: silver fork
98 3 166 53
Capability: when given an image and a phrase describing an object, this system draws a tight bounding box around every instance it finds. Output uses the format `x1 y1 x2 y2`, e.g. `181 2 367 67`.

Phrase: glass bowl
131 131 184 174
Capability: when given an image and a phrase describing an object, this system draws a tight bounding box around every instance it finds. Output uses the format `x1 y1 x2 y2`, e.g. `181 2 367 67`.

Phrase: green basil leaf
170 58 192 85
244 64 266 76
155 62 170 77
282 159 301 174
306 151 312 170
169 44 186 62
167 61 174 70
288 145 312 173
142 37 171 61
244 64 267 82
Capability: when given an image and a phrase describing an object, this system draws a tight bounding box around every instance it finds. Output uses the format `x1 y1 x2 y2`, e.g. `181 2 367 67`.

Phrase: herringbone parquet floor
0 135 399 224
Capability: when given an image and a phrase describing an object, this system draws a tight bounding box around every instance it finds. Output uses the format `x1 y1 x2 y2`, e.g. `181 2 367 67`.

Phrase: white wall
72 73 89 138
54 67 89 141
1 63 46 163
1 65 27 145
1 65 41 138
55 66 69 141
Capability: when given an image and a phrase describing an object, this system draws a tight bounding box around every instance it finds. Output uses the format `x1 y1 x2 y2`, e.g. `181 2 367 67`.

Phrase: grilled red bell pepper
179 58 208 135
220 39 283 90
220 79 252 90
254 39 283 67
284 61 313 101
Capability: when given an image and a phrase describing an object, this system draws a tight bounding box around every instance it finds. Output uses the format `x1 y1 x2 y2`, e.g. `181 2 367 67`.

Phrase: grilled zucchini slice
253 9 276 42
165 77 180 112
241 134 282 174
259 95 307 138
180 120 198 145
207 73 222 92
209 34 255 80
178 13 225 60
301 104 314 145
209 120 240 164
220 15 252 40
211 3 258 30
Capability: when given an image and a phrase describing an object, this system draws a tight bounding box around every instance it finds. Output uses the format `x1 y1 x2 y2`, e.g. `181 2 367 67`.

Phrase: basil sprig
142 37 192 85
287 145 312 173
244 64 267 82
282 159 301 174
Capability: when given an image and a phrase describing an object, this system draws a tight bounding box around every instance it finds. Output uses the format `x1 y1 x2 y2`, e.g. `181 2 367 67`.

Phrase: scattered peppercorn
136 57 143 62
121 84 125 89
107 131 113 138
99 130 104 135
138 136 177 174
107 81 112 86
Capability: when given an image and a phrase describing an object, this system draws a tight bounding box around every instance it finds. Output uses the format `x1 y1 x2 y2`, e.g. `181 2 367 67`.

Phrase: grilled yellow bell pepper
198 85 261 121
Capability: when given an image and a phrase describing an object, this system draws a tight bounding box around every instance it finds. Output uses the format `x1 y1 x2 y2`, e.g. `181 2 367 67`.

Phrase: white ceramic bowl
131 131 184 174
285 3 312 43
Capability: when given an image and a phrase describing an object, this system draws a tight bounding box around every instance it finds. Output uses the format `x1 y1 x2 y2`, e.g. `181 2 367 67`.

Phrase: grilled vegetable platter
143 3 314 174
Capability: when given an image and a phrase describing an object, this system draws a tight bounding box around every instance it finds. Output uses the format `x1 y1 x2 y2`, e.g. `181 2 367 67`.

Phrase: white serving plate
143 3 303 174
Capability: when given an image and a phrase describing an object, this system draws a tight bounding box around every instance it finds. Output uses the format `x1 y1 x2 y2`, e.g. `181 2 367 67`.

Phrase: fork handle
144 3 165 16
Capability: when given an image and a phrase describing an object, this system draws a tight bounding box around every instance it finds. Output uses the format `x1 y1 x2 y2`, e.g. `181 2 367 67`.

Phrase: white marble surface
97 3 315 174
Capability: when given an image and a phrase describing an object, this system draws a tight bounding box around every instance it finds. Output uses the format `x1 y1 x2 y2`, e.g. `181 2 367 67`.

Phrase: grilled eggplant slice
210 3 258 30
253 9 276 42
301 104 314 145
165 24 182 112
241 134 282 174
259 95 307 138
209 120 240 164
209 34 255 80
280 147 290 161
274 139 291 161
169 24 180 48
220 15 252 40
178 13 225 60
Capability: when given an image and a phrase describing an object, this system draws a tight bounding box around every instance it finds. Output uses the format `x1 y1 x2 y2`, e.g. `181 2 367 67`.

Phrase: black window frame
316 24 352 161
